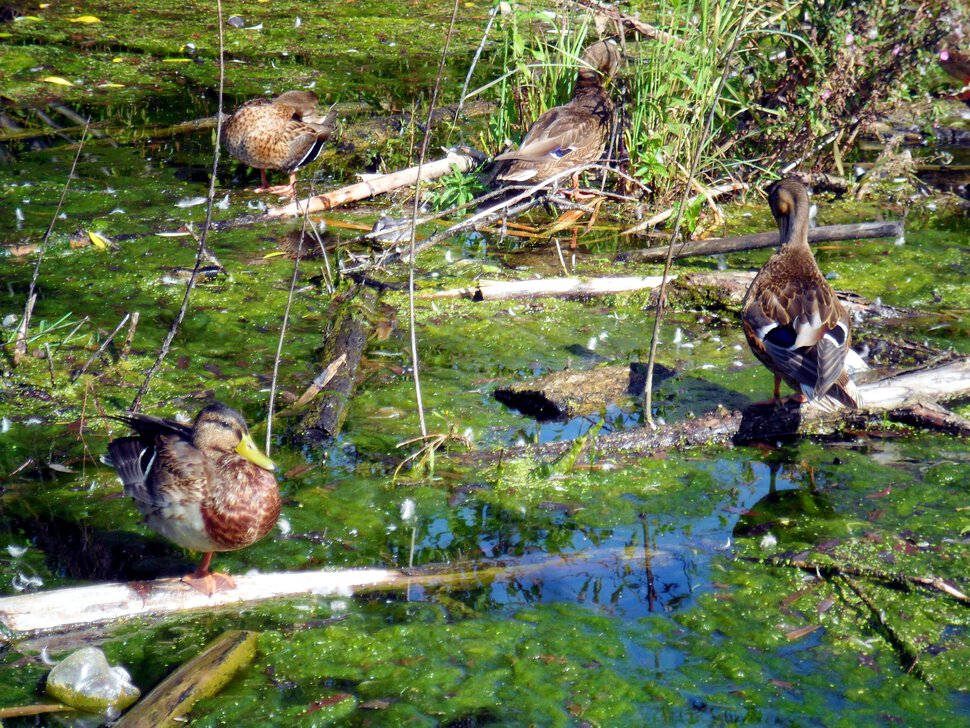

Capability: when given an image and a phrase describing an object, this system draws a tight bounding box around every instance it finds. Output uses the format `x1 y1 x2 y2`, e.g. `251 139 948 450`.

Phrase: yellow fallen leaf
98 82 125 88
112 57 124 63
68 15 101 23
39 2 51 6
263 251 288 259
87 231 112 249
14 15 43 21
0 32 11 38
41 76 74 86
162 58 193 63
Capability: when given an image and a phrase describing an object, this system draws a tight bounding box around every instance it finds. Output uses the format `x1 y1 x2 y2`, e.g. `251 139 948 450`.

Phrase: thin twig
12 124 89 365
405 0 462 438
120 312 139 360
642 12 745 428
455 3 499 122
130 0 226 412
71 313 131 383
51 315 90 356
265 228 304 455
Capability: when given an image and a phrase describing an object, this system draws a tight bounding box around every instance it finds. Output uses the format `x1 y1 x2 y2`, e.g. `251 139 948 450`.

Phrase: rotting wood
883 401 970 438
463 358 970 462
494 362 676 420
423 275 670 301
297 287 378 445
617 220 904 263
0 548 646 637
115 630 258 728
264 149 481 219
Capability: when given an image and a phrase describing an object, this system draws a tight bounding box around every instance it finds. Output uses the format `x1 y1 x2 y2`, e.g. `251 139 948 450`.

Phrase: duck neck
574 68 603 94
777 204 810 253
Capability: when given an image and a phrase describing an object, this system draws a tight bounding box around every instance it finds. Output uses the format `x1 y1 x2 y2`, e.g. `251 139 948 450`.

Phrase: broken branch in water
618 220 905 263
115 630 258 728
297 287 377 446
750 554 970 605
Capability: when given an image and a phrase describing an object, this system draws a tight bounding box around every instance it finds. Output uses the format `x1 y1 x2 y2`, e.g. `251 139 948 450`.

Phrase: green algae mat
1 0 969 724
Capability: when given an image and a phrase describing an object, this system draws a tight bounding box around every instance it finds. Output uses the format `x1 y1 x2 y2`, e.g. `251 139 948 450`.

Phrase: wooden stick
264 150 480 218
0 704 72 719
618 220 904 262
422 275 670 300
0 547 643 636
115 631 258 728
621 180 747 235
70 313 131 382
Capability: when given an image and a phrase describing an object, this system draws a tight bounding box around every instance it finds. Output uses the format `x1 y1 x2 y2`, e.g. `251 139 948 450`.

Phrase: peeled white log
264 150 479 218
424 275 671 300
0 548 642 637
0 568 399 636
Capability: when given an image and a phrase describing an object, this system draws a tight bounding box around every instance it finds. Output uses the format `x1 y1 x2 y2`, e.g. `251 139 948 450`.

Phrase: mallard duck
106 403 280 594
493 39 620 189
741 178 861 410
224 90 333 195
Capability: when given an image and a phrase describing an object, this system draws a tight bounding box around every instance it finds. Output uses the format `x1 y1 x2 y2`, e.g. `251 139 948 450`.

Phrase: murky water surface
1 1 969 725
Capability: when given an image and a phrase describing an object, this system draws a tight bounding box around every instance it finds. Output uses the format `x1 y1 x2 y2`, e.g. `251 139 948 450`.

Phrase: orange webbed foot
181 571 237 596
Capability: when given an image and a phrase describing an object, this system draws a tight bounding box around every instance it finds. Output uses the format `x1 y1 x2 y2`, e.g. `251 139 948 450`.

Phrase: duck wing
743 272 851 400
495 105 603 166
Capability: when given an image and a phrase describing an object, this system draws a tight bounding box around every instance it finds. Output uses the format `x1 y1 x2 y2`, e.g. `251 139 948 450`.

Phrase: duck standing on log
224 90 333 195
106 403 280 595
492 39 620 193
741 178 862 411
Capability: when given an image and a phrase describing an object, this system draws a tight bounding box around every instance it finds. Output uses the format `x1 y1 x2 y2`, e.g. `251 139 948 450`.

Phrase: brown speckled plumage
741 178 860 409
494 40 620 185
107 403 280 591
224 90 332 193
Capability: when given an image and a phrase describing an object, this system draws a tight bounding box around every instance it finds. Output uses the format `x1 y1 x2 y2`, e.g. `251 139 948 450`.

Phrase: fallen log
0 548 642 637
617 220 904 263
264 149 480 218
115 630 258 728
297 287 378 445
467 358 970 462
423 275 670 301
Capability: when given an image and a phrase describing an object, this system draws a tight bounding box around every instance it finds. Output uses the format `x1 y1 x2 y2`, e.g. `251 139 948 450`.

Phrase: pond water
1 1 969 725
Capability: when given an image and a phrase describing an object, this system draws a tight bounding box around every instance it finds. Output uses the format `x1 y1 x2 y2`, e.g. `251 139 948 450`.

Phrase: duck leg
181 552 237 596
261 172 298 197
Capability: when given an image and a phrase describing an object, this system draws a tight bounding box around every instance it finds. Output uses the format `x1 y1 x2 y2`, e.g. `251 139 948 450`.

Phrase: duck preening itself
224 90 333 195
492 39 620 191
106 403 280 595
741 178 862 411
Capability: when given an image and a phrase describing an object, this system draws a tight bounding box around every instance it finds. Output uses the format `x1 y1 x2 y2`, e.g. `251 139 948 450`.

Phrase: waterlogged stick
115 631 259 728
